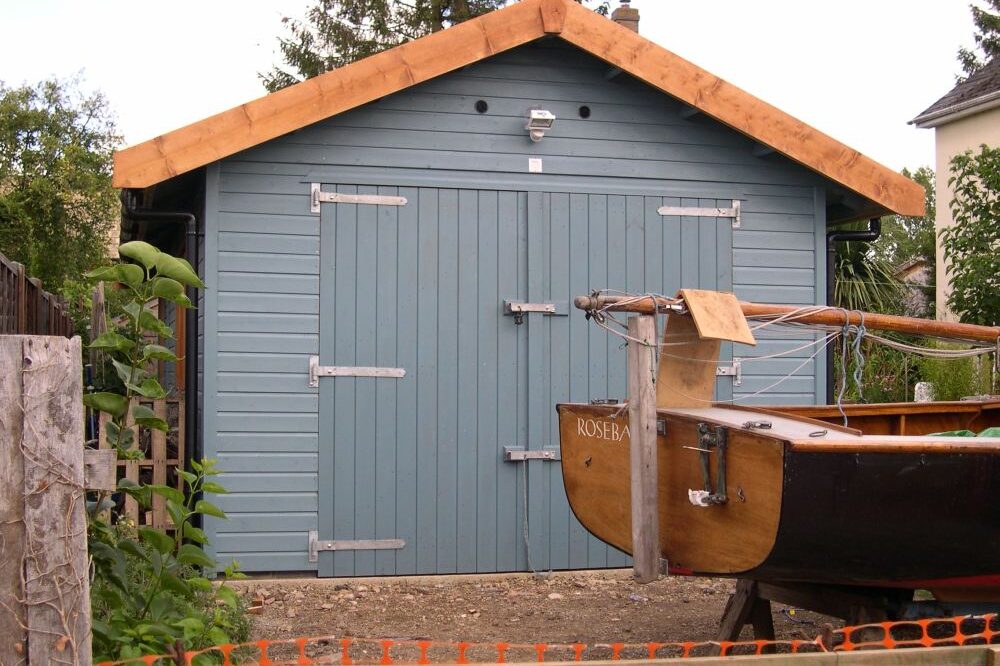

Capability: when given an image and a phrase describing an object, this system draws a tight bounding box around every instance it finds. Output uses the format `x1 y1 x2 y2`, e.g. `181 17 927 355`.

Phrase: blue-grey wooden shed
113 0 924 576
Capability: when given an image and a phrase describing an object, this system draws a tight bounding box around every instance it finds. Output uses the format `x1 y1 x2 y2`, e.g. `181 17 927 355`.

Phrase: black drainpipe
120 197 200 479
826 218 881 403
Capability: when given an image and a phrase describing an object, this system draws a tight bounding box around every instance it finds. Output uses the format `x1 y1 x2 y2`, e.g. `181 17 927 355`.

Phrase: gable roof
912 58 1000 128
112 0 924 217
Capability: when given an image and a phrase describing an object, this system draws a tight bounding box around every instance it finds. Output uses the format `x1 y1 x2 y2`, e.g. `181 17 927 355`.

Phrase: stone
547 592 564 600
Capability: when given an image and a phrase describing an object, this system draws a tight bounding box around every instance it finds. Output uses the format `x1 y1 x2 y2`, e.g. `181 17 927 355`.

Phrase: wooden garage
112 0 923 576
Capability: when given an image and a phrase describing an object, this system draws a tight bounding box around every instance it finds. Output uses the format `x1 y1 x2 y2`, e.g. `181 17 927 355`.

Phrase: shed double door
316 185 733 577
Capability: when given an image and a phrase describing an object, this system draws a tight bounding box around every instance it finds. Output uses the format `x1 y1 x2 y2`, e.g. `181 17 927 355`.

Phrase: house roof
912 58 1000 128
112 0 924 217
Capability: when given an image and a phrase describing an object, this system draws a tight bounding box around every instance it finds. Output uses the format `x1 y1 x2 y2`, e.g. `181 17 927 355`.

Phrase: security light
526 109 556 142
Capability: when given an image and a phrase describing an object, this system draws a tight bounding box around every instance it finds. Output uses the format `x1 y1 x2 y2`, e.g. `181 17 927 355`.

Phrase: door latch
503 447 561 461
503 300 560 325
715 358 742 386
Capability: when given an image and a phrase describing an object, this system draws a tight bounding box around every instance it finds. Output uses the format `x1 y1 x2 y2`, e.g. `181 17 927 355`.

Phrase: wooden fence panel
0 252 73 336
0 335 91 666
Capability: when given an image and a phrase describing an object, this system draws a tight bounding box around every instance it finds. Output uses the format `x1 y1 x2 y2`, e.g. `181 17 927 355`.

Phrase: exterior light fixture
526 109 556 142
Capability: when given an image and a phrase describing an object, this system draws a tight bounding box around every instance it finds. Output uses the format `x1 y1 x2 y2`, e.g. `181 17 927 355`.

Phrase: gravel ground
232 570 834 661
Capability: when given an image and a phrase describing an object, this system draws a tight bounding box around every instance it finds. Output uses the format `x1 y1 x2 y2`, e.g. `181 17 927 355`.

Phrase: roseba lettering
576 417 630 443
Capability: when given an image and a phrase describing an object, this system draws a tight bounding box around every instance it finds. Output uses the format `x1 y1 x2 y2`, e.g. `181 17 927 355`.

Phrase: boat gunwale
787 436 1000 454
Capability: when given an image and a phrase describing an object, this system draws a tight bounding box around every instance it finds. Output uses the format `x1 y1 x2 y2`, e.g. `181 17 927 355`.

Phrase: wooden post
89 282 106 371
151 400 168 529
0 337 27 665
15 261 26 334
627 315 660 583
0 336 91 665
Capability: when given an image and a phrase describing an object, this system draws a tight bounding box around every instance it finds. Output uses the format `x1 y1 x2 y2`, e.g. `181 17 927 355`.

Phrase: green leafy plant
915 341 995 401
84 242 249 663
941 144 1000 326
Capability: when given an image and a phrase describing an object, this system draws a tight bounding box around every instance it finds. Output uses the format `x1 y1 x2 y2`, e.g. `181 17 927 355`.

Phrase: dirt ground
234 570 835 656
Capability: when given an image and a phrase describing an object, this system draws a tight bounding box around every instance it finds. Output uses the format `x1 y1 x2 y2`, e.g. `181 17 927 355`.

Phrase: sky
0 1 976 172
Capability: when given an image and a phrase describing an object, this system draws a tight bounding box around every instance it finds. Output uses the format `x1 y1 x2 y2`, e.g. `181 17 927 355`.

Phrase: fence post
0 335 91 665
627 315 660 584
15 261 26 334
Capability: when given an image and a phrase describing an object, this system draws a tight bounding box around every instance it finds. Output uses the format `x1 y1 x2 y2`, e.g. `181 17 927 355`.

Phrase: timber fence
97 613 1000 665
0 250 74 336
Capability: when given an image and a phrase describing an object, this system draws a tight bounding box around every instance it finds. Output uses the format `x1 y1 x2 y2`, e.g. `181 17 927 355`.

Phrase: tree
940 144 1000 326
0 77 120 292
262 0 611 92
874 166 936 270
958 0 1000 80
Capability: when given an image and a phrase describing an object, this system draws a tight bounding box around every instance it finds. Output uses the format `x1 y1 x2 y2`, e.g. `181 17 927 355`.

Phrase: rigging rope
580 290 1000 416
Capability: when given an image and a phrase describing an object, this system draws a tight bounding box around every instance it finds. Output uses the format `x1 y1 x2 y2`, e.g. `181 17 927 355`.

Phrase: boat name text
577 417 629 443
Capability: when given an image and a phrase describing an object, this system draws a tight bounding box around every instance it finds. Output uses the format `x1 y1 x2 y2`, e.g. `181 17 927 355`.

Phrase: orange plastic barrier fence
96 613 999 665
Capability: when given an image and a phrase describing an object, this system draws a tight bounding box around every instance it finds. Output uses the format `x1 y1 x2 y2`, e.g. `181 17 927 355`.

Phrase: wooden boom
573 294 1000 344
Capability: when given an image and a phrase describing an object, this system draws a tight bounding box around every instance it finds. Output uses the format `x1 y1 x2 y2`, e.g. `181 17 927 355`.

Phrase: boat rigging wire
578 290 1000 413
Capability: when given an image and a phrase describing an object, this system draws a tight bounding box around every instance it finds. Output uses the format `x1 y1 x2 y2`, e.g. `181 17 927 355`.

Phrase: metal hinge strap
308 356 406 388
658 200 742 228
311 183 408 213
308 531 406 562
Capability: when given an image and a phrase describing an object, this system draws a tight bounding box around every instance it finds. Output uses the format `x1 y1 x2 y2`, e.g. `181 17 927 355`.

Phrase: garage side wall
203 40 830 573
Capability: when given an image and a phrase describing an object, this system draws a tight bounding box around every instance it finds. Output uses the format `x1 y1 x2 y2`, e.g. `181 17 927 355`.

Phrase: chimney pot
611 1 639 33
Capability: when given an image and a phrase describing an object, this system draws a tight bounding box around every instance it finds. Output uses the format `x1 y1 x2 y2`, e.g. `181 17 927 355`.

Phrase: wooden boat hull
557 402 1000 597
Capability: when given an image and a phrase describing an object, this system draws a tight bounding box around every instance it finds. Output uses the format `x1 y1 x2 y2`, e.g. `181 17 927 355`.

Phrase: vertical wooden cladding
318 187 543 576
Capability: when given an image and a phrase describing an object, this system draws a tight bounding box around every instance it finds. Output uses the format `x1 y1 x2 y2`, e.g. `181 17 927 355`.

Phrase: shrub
84 242 249 663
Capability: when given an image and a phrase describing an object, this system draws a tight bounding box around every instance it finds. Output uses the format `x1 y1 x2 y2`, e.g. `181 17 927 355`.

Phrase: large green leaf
155 253 205 288
118 241 161 269
138 527 174 555
142 343 177 362
82 392 129 417
215 585 238 609
194 499 226 519
201 481 228 495
132 404 169 432
183 523 209 545
138 310 173 339
89 331 135 353
85 263 145 286
176 543 215 568
150 276 193 307
133 378 167 399
146 484 185 505
112 358 147 388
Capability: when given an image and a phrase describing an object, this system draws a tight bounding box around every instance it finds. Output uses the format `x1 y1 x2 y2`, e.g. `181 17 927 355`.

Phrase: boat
556 290 1000 604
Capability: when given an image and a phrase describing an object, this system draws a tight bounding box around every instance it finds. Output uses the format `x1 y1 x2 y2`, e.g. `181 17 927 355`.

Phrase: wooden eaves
112 0 924 218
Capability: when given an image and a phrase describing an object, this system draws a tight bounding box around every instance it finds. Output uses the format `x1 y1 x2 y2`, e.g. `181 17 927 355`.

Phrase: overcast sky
0 1 974 171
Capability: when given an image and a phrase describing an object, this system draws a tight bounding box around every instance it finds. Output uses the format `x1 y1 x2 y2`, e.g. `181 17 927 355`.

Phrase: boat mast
573 294 1000 345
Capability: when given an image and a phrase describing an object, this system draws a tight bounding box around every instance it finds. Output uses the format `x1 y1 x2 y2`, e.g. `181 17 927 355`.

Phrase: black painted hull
745 449 1000 588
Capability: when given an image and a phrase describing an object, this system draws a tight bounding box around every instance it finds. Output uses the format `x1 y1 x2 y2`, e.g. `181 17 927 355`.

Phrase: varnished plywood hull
557 403 1000 593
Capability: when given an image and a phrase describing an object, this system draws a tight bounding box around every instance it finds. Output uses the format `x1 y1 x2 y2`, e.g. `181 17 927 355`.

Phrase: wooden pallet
98 397 185 530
